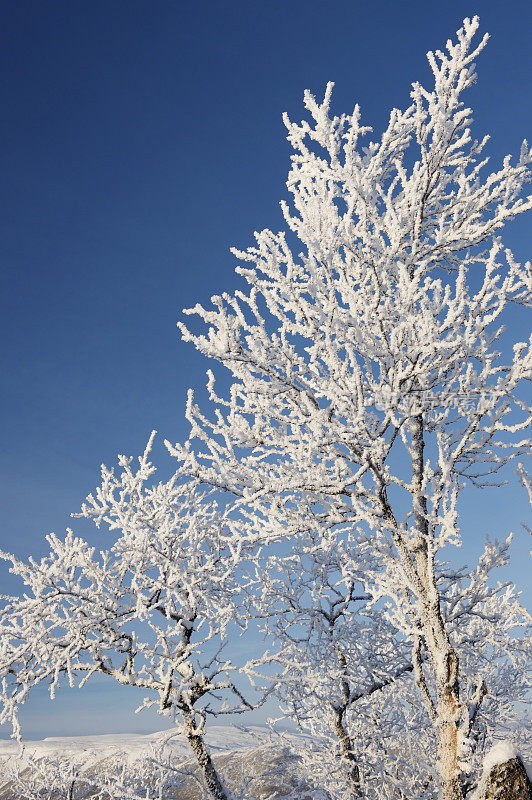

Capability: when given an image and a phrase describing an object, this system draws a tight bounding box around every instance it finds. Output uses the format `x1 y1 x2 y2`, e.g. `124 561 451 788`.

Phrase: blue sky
1 0 530 738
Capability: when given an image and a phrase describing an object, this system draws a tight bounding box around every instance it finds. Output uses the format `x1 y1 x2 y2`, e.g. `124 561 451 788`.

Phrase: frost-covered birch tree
172 17 532 800
246 513 529 799
246 522 421 799
0 434 254 800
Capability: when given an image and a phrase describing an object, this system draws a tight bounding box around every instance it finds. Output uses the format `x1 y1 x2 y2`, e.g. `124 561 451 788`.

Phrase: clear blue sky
1 0 530 738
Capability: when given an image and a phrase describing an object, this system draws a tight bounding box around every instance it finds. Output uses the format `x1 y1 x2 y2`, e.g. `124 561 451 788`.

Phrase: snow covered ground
0 724 275 764
1 724 529 800
0 725 286 768
0 725 305 799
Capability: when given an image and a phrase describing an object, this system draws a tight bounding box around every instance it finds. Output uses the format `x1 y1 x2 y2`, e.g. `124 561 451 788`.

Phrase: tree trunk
333 707 361 800
411 414 463 800
438 703 462 800
183 715 230 800
435 650 462 800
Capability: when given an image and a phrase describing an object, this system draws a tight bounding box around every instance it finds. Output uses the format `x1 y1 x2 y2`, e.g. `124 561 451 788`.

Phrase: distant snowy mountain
0 724 274 762
0 725 308 799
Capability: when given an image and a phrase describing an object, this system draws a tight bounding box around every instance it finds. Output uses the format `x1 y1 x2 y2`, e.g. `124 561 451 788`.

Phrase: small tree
247 522 419 799
173 16 532 799
2 748 188 800
1 751 93 800
0 434 253 800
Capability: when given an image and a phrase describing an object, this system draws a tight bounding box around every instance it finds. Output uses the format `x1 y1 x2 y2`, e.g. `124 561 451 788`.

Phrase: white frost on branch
0 435 258 800
172 15 531 800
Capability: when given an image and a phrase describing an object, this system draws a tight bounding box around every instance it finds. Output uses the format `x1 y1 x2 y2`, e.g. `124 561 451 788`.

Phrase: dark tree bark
183 714 231 800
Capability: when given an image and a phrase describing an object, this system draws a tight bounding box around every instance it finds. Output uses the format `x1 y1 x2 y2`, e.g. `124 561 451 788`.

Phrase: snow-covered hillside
0 724 275 763
0 726 306 800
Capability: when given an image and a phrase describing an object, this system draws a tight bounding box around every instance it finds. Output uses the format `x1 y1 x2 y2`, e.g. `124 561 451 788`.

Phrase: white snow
482 740 519 772
481 740 532 784
0 725 274 766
